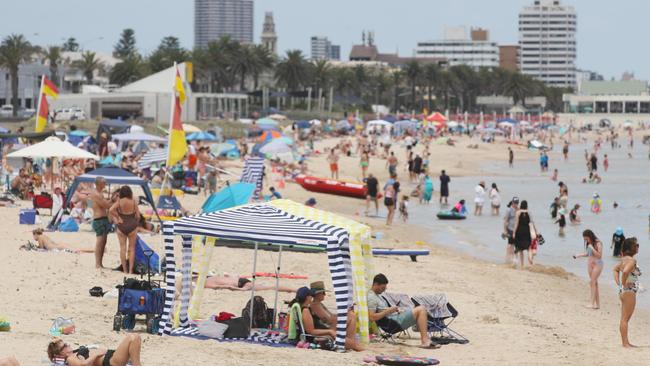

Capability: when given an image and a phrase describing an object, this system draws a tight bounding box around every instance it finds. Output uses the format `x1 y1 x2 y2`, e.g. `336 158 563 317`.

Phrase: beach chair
287 302 333 349
373 293 413 344
411 294 469 345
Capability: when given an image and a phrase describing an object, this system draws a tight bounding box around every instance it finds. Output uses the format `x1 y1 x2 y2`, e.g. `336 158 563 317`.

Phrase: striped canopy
137 149 167 169
159 203 353 349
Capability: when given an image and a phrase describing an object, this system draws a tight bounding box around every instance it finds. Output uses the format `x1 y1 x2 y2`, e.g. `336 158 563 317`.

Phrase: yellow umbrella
182 124 202 133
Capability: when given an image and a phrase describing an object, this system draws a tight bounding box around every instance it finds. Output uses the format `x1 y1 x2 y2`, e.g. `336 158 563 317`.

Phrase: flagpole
161 62 179 197
35 75 45 132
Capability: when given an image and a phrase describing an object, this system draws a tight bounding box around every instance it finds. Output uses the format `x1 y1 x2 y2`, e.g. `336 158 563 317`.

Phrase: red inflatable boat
295 175 378 199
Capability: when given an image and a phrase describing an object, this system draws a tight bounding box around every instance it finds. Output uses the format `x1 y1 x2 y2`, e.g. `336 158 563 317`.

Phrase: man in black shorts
364 173 379 216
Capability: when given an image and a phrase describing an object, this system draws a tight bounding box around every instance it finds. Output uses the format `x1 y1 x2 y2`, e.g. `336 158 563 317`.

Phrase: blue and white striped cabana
159 203 353 349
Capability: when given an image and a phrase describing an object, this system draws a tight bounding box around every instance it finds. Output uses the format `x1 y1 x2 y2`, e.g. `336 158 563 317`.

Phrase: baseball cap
512 197 520 203
296 286 315 302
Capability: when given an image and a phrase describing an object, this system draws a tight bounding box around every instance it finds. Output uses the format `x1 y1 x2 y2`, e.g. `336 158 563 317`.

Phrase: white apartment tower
415 26 499 70
194 0 254 49
518 0 577 88
311 36 333 60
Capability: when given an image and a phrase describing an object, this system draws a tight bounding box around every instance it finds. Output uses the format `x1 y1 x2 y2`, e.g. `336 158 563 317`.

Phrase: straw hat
310 281 330 294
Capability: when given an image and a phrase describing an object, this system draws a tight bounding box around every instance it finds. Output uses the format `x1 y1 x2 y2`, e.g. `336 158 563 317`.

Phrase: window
595 101 608 113
610 102 623 113
625 102 638 113
640 102 650 113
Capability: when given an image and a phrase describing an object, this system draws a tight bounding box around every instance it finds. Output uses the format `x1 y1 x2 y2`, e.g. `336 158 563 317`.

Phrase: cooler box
19 209 37 225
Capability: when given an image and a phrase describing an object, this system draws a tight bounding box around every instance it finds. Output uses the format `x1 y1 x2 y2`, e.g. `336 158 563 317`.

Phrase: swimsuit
102 349 115 366
116 201 138 235
238 278 251 289
622 266 642 293
587 245 604 266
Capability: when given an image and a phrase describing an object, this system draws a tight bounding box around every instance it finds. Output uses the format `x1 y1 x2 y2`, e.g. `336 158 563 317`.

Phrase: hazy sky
2 0 646 80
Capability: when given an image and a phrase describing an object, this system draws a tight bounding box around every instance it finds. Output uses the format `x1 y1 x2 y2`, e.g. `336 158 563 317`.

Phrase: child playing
569 204 581 224
451 199 467 216
550 169 558 181
590 193 602 213
30 228 94 253
603 154 609 171
399 195 409 222
206 170 218 194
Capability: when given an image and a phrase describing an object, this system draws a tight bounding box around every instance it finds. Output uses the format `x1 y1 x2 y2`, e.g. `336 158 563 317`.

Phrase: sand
1 132 650 365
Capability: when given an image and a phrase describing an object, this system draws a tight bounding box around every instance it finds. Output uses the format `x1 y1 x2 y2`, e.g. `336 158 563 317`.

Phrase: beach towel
59 218 79 232
411 294 452 319
170 326 290 347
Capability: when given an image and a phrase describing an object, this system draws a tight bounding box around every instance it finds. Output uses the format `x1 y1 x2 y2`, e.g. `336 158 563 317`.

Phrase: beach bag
242 296 272 329
221 317 249 339
536 234 545 246
59 218 79 232
198 320 229 339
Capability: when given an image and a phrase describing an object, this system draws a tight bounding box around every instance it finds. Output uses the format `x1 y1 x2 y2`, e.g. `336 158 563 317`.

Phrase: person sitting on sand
31 229 94 253
368 273 436 348
47 334 142 366
288 287 336 343
204 273 296 293
309 281 364 351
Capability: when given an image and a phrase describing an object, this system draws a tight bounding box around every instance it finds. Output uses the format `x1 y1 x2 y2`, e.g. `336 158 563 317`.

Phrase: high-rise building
260 11 277 55
194 0 254 49
415 26 499 70
311 36 332 60
499 45 520 72
518 0 577 88
329 45 340 61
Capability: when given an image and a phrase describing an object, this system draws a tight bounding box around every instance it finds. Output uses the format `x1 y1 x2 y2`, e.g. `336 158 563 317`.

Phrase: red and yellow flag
35 93 49 133
42 76 59 99
166 66 187 167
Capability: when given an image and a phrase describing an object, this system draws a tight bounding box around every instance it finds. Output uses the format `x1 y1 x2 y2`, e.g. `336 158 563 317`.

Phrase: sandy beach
2 132 650 365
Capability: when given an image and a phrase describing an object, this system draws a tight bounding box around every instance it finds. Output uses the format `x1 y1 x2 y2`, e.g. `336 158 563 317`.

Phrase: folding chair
288 303 334 350
411 295 469 345
373 292 412 344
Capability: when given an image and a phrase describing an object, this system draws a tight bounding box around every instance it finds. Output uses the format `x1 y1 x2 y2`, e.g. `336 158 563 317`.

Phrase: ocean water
406 142 650 303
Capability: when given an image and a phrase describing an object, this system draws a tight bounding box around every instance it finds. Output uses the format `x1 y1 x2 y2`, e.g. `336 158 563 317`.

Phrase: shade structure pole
248 241 259 334
272 245 283 328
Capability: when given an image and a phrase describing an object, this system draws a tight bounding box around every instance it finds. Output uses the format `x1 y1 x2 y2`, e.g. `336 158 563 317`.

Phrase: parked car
0 105 13 117
55 107 86 121
17 108 35 118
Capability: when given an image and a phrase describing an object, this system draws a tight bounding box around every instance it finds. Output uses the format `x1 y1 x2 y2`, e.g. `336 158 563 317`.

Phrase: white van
55 107 86 121
0 105 13 117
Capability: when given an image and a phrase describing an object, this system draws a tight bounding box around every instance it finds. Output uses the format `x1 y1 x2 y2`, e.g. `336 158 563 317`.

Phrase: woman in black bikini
109 186 141 274
47 334 142 366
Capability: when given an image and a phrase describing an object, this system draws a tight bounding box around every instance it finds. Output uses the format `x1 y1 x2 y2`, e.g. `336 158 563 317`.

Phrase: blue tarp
201 182 255 213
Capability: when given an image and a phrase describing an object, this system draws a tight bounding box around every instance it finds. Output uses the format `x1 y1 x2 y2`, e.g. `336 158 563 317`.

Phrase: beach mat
169 327 292 348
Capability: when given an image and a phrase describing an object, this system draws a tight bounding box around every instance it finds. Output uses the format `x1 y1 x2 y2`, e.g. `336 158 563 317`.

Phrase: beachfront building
499 45 520 72
310 36 340 61
350 32 446 68
415 26 499 70
0 63 48 110
329 45 341 61
518 0 577 88
194 0 254 48
260 11 277 55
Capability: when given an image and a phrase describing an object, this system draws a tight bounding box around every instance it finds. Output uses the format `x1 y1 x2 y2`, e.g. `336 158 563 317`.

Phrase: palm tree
72 51 102 84
109 54 147 86
232 44 254 91
503 72 538 107
275 50 308 92
310 59 331 94
403 61 421 109
43 46 62 86
192 36 240 92
390 69 403 112
0 34 34 116
250 44 274 89
422 63 440 112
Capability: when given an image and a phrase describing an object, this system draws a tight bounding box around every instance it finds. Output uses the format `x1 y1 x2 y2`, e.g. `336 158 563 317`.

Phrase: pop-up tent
158 202 370 349
97 119 131 140
201 182 255 213
64 166 157 212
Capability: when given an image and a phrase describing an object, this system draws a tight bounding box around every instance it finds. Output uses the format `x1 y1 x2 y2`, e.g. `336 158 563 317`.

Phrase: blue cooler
19 209 36 225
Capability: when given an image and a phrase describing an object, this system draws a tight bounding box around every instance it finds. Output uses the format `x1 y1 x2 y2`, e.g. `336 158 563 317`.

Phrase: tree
43 46 62 86
148 36 188 73
403 60 421 109
62 37 79 52
110 54 147 86
275 50 309 92
310 59 331 94
390 69 403 112
231 44 254 91
250 44 274 89
0 34 34 116
503 71 538 107
72 51 103 84
422 63 440 111
192 36 240 92
113 28 137 59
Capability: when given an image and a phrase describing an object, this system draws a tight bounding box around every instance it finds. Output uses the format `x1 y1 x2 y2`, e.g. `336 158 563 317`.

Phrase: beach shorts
92 217 110 237
384 197 394 207
330 163 338 172
388 309 416 330
360 161 369 168
507 230 515 245
388 165 397 176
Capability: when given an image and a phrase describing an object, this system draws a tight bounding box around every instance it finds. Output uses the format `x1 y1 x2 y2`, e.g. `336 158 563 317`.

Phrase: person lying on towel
368 273 436 349
204 273 296 293
31 229 94 254
47 334 142 366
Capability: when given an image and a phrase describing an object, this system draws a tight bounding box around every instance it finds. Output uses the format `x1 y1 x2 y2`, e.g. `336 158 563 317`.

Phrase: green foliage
0 34 34 116
148 36 189 73
62 37 79 52
109 54 148 86
72 51 103 83
113 28 137 59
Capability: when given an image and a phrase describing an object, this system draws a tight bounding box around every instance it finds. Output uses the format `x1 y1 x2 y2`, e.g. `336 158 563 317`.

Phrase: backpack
241 296 272 329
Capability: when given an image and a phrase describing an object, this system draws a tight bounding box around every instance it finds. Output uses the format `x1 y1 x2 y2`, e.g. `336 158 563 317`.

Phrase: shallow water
406 142 650 304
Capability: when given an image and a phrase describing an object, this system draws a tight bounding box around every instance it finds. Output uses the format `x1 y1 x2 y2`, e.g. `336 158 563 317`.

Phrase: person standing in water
513 200 533 268
508 147 514 168
489 183 501 216
603 154 609 172
612 227 625 257
613 237 641 348
439 170 450 205
503 197 519 264
573 229 604 310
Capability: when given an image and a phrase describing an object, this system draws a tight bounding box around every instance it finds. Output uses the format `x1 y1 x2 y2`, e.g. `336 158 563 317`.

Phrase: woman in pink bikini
109 186 141 274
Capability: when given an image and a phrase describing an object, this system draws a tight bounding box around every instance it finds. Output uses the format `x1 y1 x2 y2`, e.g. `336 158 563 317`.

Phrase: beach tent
240 156 265 197
259 139 292 155
295 120 311 129
158 202 363 350
7 136 99 160
64 166 157 211
201 182 255 213
97 119 131 140
256 118 279 126
366 120 393 134
426 112 447 123
186 131 217 141
392 120 418 135
138 149 168 169
182 124 202 133
112 132 167 144
258 130 282 142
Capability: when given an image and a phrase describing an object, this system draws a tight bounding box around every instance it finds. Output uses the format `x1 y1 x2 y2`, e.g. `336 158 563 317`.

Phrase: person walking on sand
474 181 486 216
439 170 450 205
503 197 519 264
513 200 532 268
573 229 604 310
360 150 369 179
364 173 379 216
328 148 339 180
386 151 398 177
562 141 569 160
81 176 112 269
613 237 641 348
384 181 396 226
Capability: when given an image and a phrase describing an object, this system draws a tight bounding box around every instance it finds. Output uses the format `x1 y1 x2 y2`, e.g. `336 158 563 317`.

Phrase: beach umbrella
7 136 98 160
111 132 167 143
201 182 256 213
186 131 217 141
182 124 202 133
426 112 447 123
69 130 89 137
276 136 294 145
480 127 505 135
296 120 311 129
447 121 459 128
258 130 283 142
210 142 238 156
260 139 292 154
383 115 398 123
268 113 288 121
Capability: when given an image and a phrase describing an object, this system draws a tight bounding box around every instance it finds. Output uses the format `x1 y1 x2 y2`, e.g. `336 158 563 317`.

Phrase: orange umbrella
259 130 283 142
426 112 447 123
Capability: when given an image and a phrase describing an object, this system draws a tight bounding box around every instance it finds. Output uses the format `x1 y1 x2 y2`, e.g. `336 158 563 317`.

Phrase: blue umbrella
256 118 279 126
69 130 89 137
186 131 217 141
296 120 311 129
202 183 256 213
496 118 519 124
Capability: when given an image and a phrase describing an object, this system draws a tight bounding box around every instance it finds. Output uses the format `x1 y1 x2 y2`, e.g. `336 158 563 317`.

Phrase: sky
1 0 647 80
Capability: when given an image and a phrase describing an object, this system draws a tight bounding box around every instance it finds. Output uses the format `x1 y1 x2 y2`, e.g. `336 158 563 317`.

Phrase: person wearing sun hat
612 227 625 257
308 281 364 351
